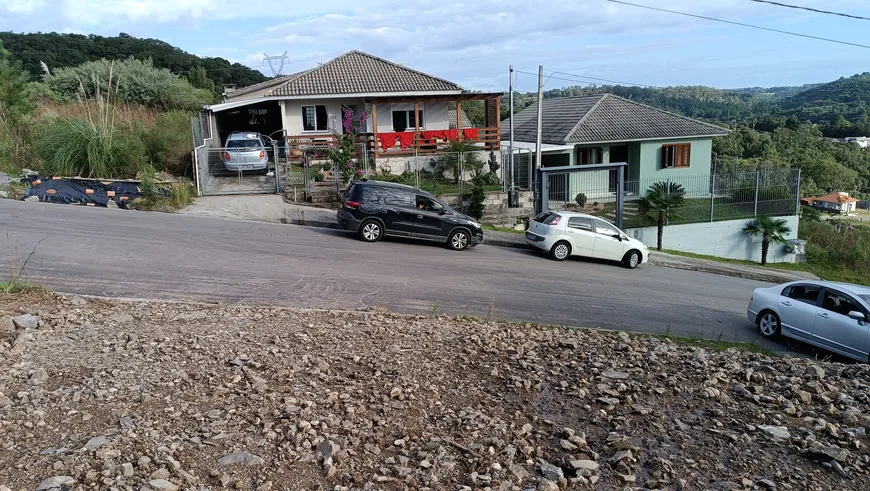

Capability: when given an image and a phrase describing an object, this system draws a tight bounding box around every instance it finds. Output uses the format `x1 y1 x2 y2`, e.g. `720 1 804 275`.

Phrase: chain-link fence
542 167 799 228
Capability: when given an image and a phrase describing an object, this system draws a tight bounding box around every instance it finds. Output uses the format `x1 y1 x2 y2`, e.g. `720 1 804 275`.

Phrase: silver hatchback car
748 280 870 362
222 132 269 173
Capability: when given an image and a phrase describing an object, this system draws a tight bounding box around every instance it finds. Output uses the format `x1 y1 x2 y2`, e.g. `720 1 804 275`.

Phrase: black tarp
22 177 154 208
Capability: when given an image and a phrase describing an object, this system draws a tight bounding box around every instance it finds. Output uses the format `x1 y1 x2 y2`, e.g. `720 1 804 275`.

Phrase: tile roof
249 51 462 98
813 192 858 203
224 71 309 99
502 94 728 145
448 109 472 129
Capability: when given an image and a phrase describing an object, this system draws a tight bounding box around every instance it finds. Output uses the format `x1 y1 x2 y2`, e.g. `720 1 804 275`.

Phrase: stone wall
442 190 535 228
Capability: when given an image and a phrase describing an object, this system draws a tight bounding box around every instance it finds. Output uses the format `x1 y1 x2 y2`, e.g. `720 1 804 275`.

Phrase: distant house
802 192 858 214
501 94 728 197
840 137 870 149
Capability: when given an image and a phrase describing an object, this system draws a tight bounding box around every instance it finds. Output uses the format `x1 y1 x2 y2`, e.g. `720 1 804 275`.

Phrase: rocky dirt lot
2 293 870 491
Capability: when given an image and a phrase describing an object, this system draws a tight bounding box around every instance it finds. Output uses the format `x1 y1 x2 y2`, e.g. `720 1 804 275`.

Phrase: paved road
1 199 773 347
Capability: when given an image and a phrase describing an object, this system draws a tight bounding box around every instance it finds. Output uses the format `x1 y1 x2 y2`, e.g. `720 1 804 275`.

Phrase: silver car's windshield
227 140 262 149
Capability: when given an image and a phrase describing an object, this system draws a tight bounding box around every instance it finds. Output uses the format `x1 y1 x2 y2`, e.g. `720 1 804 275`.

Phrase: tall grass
37 65 148 178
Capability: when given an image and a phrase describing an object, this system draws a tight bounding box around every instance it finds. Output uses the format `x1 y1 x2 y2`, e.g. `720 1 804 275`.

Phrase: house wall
627 215 799 263
637 137 713 184
282 98 367 135
372 101 451 133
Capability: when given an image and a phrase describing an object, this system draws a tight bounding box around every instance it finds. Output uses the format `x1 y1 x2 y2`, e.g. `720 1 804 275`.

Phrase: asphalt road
1 199 774 347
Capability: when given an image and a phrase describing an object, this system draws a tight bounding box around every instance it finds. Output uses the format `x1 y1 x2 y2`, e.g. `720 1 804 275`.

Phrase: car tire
623 250 642 269
447 229 471 251
358 220 383 243
757 310 781 338
549 241 571 261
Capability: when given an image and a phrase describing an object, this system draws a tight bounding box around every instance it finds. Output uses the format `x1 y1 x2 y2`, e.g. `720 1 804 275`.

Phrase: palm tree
637 181 686 251
743 215 792 265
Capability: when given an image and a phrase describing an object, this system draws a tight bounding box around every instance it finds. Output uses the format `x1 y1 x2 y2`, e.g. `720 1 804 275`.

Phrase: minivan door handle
417 214 423 219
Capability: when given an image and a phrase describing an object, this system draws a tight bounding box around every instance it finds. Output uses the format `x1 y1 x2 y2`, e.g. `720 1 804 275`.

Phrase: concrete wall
441 190 535 228
627 215 799 263
638 137 713 183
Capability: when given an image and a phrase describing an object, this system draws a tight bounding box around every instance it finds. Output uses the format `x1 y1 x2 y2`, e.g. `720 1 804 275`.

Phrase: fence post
616 164 624 230
795 168 801 215
273 144 280 194
458 152 463 196
753 171 760 216
665 178 671 226
709 173 715 223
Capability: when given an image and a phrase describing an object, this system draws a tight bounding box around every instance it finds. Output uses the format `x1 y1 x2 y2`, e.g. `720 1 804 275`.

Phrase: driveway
1 199 774 348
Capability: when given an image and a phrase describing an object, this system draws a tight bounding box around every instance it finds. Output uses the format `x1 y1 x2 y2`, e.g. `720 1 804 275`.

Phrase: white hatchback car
525 211 649 269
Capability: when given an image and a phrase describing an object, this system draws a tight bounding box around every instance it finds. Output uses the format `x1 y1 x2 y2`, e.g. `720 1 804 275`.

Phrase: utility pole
509 65 515 200
535 65 544 197
263 52 289 77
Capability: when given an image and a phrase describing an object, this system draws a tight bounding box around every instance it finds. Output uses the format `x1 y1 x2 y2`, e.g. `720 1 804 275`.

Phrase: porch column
414 101 420 133
456 101 463 140
601 145 610 164
372 103 379 156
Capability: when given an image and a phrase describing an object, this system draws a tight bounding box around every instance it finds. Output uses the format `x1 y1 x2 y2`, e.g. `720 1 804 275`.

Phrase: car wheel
448 229 470 251
757 310 781 338
549 241 571 261
359 220 383 242
623 250 641 269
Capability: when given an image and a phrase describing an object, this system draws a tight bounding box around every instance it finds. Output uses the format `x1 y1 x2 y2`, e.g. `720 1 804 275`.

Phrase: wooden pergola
368 92 503 156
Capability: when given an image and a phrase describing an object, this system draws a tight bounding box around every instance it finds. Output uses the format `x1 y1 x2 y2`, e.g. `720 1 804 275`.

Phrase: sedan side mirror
848 311 866 322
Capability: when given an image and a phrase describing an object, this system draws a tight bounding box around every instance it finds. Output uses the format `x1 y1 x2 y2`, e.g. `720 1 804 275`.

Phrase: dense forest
501 74 870 138
0 32 268 94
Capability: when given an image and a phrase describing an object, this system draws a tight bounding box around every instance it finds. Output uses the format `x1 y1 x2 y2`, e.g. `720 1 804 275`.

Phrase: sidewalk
182 197 817 284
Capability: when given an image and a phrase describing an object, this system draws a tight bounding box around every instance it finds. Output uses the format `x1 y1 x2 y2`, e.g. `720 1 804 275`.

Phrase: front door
591 219 626 261
778 284 823 339
382 189 416 236
813 288 870 360
609 145 629 193
412 195 447 240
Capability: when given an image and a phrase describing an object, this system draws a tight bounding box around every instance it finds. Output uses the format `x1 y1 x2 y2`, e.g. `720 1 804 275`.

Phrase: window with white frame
391 103 424 132
302 105 328 132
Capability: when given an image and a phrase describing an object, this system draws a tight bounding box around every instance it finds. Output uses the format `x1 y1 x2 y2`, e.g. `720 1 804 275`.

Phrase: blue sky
1 0 869 93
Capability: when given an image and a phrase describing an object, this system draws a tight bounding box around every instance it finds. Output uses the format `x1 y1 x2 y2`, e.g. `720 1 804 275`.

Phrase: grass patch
649 333 775 356
0 279 46 295
130 179 196 212
483 224 524 235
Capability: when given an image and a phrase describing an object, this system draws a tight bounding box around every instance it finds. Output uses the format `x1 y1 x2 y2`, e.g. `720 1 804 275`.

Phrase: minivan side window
567 217 592 231
384 190 412 208
783 284 822 305
416 195 444 212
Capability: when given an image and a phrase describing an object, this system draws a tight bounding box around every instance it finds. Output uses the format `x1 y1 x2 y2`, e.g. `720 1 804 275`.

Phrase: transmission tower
263 52 289 77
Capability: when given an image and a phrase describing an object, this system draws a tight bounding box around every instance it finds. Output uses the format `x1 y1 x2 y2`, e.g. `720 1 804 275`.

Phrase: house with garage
199 50 502 178
501 94 728 201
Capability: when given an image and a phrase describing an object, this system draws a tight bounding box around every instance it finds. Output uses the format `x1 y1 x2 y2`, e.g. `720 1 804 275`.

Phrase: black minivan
336 180 484 250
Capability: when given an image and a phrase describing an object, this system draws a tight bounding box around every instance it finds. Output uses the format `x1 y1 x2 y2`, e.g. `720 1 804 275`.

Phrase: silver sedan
747 280 870 362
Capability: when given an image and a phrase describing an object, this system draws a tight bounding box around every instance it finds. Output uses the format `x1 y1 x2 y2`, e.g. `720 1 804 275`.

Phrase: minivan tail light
224 152 231 161
259 150 265 159
344 201 360 209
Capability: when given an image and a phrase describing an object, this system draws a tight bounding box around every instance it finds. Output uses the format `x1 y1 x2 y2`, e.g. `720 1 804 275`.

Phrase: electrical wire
607 0 870 49
750 0 870 22
515 69 655 89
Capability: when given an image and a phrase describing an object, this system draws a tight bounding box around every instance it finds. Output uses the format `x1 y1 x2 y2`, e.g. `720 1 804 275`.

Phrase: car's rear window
543 214 562 225
533 212 553 223
227 139 262 148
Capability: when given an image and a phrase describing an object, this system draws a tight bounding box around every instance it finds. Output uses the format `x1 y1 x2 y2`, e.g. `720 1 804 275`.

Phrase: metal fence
543 167 800 229
198 146 281 196
365 150 506 197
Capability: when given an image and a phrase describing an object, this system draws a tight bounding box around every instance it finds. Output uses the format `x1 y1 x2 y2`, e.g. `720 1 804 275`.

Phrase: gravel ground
2 293 870 491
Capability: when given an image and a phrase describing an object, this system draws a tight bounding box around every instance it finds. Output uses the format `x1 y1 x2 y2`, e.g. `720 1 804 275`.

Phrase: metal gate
536 162 628 229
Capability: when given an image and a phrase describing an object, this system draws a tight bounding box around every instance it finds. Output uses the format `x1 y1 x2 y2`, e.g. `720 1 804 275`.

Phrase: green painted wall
637 137 713 182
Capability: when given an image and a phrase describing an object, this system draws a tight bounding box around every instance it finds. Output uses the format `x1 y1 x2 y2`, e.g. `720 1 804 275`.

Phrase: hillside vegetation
0 32 268 95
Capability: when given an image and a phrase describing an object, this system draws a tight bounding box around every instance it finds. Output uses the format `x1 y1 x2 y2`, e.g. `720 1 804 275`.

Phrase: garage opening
214 101 283 146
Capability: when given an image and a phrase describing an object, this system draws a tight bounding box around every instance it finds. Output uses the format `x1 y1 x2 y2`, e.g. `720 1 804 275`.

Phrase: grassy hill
0 31 268 93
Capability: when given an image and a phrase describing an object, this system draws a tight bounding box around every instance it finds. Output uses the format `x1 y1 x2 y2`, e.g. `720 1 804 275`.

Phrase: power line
173 64 267 75
549 70 661 88
607 0 870 49
515 69 656 89
750 0 870 22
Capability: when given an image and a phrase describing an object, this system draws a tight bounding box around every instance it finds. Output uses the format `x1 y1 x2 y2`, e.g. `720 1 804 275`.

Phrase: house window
248 108 268 125
302 105 328 132
662 143 691 168
391 105 424 132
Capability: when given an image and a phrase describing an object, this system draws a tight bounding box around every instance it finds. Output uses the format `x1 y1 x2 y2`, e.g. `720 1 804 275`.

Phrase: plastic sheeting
22 177 157 208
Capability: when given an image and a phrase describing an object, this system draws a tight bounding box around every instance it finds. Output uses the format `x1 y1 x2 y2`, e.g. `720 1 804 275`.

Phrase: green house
502 94 728 201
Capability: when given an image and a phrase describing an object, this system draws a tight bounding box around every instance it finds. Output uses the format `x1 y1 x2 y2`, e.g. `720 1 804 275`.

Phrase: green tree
0 40 35 125
637 181 686 251
433 139 484 183
743 215 792 265
186 66 215 93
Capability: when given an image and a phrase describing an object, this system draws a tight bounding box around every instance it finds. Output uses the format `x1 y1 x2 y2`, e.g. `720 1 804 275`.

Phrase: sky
0 0 869 93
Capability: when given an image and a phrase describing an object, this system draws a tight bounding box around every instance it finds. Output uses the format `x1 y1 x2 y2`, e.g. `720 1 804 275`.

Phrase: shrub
44 58 213 111
144 111 193 176
467 177 486 220
575 193 588 207
800 205 821 222
37 117 147 178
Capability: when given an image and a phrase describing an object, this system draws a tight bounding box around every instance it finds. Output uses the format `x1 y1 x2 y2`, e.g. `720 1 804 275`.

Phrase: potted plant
289 139 303 157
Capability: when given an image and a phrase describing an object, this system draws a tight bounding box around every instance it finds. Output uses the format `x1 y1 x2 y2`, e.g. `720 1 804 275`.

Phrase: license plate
242 165 252 170
526 232 536 240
